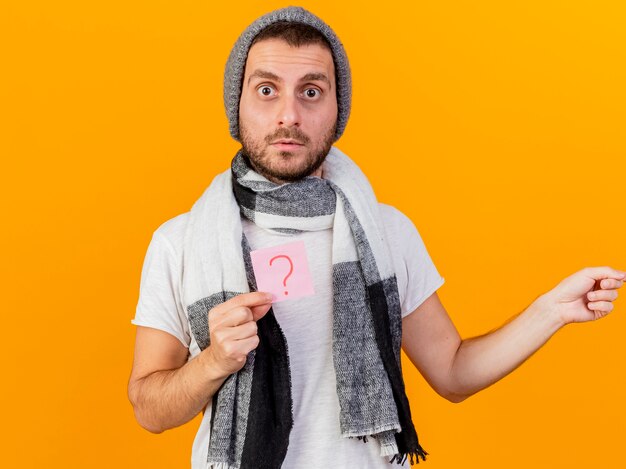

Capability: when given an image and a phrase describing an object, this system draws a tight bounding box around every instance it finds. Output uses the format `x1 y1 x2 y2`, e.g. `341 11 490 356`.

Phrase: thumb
583 266 626 281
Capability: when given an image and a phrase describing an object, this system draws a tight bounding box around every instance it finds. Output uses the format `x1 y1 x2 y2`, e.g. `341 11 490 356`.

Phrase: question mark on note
269 255 294 296
250 240 315 303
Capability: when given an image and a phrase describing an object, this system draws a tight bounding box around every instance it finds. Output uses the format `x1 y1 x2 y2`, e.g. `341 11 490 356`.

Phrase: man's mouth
271 139 304 145
271 139 305 150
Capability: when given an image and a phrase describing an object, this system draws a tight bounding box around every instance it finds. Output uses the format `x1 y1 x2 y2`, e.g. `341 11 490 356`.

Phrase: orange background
2 1 625 467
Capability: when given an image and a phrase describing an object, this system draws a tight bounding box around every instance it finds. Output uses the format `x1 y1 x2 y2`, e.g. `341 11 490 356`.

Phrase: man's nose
276 93 301 129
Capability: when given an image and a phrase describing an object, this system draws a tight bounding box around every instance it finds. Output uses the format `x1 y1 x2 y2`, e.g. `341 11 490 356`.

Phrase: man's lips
271 140 305 150
271 139 304 145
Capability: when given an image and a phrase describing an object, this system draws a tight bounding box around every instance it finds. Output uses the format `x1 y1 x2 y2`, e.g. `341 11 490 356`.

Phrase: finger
593 310 609 320
250 302 273 322
587 289 618 302
584 266 626 281
226 335 261 364
211 302 272 328
586 301 614 313
222 306 254 327
599 279 624 290
212 291 273 316
218 320 258 341
227 303 272 323
234 320 258 339
212 321 257 349
209 305 251 328
217 334 259 364
238 334 261 355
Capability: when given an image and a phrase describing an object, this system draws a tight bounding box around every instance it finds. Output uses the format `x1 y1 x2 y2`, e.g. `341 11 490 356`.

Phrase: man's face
238 38 338 184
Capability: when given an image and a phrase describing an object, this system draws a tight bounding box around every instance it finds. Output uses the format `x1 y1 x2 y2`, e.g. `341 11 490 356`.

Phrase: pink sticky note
250 240 315 303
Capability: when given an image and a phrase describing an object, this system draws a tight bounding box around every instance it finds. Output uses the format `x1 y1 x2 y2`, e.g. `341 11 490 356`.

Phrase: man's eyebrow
300 73 331 87
247 70 281 86
247 70 331 88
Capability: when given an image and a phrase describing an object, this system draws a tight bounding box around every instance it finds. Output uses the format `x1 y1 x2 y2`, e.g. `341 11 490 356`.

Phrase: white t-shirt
132 203 445 469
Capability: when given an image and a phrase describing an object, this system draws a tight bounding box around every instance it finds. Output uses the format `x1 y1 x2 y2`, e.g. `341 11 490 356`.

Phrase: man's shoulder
378 202 422 248
152 212 189 253
378 202 412 227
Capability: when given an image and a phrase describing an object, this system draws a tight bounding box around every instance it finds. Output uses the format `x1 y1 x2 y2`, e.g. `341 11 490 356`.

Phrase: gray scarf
182 146 427 468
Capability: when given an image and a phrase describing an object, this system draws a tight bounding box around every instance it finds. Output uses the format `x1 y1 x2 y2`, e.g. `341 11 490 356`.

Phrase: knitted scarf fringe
353 434 428 464
388 444 429 465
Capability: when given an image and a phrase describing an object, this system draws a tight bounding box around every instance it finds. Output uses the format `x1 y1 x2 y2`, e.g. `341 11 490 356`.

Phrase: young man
128 6 624 469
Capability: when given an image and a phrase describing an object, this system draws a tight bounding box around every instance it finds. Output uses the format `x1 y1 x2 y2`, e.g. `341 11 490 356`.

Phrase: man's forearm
130 349 227 433
448 293 564 401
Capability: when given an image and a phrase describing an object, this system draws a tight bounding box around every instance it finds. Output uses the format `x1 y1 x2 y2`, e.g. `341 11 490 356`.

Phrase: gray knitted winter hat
223 6 352 142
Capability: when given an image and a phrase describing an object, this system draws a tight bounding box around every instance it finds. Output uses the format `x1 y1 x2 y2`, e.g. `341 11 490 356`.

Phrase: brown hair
250 21 333 55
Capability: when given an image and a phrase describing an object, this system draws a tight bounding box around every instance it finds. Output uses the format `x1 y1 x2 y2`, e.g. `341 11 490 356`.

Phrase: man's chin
242 145 328 183
265 169 311 184
262 162 325 184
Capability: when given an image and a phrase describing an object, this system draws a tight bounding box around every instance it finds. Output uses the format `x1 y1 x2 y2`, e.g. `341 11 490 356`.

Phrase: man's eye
258 86 275 96
304 88 320 98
